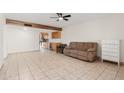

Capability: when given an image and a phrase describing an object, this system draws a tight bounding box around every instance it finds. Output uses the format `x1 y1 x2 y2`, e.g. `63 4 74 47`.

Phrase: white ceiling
4 13 113 27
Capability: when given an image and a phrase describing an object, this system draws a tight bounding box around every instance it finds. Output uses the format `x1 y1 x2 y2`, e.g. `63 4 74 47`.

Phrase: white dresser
101 40 120 66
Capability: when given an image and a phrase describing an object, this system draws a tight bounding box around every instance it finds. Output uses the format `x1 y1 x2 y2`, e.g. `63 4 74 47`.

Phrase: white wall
62 14 124 62
6 25 56 54
6 25 40 53
3 26 8 58
0 21 3 61
0 14 5 62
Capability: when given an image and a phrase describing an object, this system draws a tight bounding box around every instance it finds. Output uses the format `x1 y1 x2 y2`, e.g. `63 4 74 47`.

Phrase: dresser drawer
102 48 119 53
102 44 119 49
102 40 120 44
102 55 119 62
102 52 119 57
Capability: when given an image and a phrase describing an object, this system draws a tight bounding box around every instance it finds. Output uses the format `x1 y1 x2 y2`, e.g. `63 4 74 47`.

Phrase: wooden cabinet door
52 32 61 38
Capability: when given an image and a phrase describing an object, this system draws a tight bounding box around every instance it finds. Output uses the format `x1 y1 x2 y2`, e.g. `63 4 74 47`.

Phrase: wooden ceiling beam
6 19 62 31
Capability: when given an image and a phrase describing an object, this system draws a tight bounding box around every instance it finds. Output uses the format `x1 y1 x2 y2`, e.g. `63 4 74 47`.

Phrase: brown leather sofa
63 42 98 62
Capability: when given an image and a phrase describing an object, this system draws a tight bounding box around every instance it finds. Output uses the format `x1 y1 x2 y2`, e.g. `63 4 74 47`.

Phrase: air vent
24 24 32 27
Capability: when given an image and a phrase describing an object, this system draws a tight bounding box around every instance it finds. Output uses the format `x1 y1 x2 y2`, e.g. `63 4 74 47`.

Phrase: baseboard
8 49 40 54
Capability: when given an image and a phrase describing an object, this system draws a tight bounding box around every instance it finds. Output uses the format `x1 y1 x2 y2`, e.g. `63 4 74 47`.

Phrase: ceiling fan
50 13 71 21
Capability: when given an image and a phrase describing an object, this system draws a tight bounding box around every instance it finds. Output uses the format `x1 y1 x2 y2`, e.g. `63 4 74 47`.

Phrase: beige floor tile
97 69 117 80
0 50 123 80
116 74 124 80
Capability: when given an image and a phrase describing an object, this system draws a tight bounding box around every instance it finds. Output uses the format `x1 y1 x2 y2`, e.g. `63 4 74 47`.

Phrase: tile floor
0 50 124 80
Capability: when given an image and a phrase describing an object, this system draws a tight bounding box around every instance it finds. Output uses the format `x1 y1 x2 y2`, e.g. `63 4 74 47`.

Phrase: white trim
0 60 4 70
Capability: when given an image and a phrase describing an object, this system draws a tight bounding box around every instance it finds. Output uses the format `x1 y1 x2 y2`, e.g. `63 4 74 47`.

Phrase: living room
0 13 124 80
1 0 124 93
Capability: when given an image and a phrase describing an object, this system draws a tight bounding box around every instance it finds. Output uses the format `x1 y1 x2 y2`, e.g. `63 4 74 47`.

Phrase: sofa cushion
76 50 87 56
80 43 88 51
77 55 88 61
63 48 71 53
76 43 85 51
65 46 71 49
69 42 77 49
87 48 96 52
70 49 78 54
76 42 91 51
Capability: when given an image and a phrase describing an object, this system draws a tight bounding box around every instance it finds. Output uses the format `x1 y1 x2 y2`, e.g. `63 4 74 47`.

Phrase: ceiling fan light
59 17 63 20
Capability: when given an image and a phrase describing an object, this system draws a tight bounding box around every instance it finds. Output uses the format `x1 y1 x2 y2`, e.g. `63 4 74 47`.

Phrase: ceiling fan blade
57 13 63 17
50 17 58 18
57 13 61 17
63 15 71 18
60 13 62 17
64 18 68 21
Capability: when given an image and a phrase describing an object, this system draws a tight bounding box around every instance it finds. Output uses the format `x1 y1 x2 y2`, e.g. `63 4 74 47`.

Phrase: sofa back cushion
77 43 87 51
85 42 97 51
69 42 78 49
69 42 97 51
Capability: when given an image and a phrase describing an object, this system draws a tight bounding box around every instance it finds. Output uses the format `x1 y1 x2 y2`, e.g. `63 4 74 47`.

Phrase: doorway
39 32 49 50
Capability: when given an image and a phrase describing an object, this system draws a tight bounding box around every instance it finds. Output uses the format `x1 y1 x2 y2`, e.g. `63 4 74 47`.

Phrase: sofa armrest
87 48 96 52
65 46 71 49
87 48 97 61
